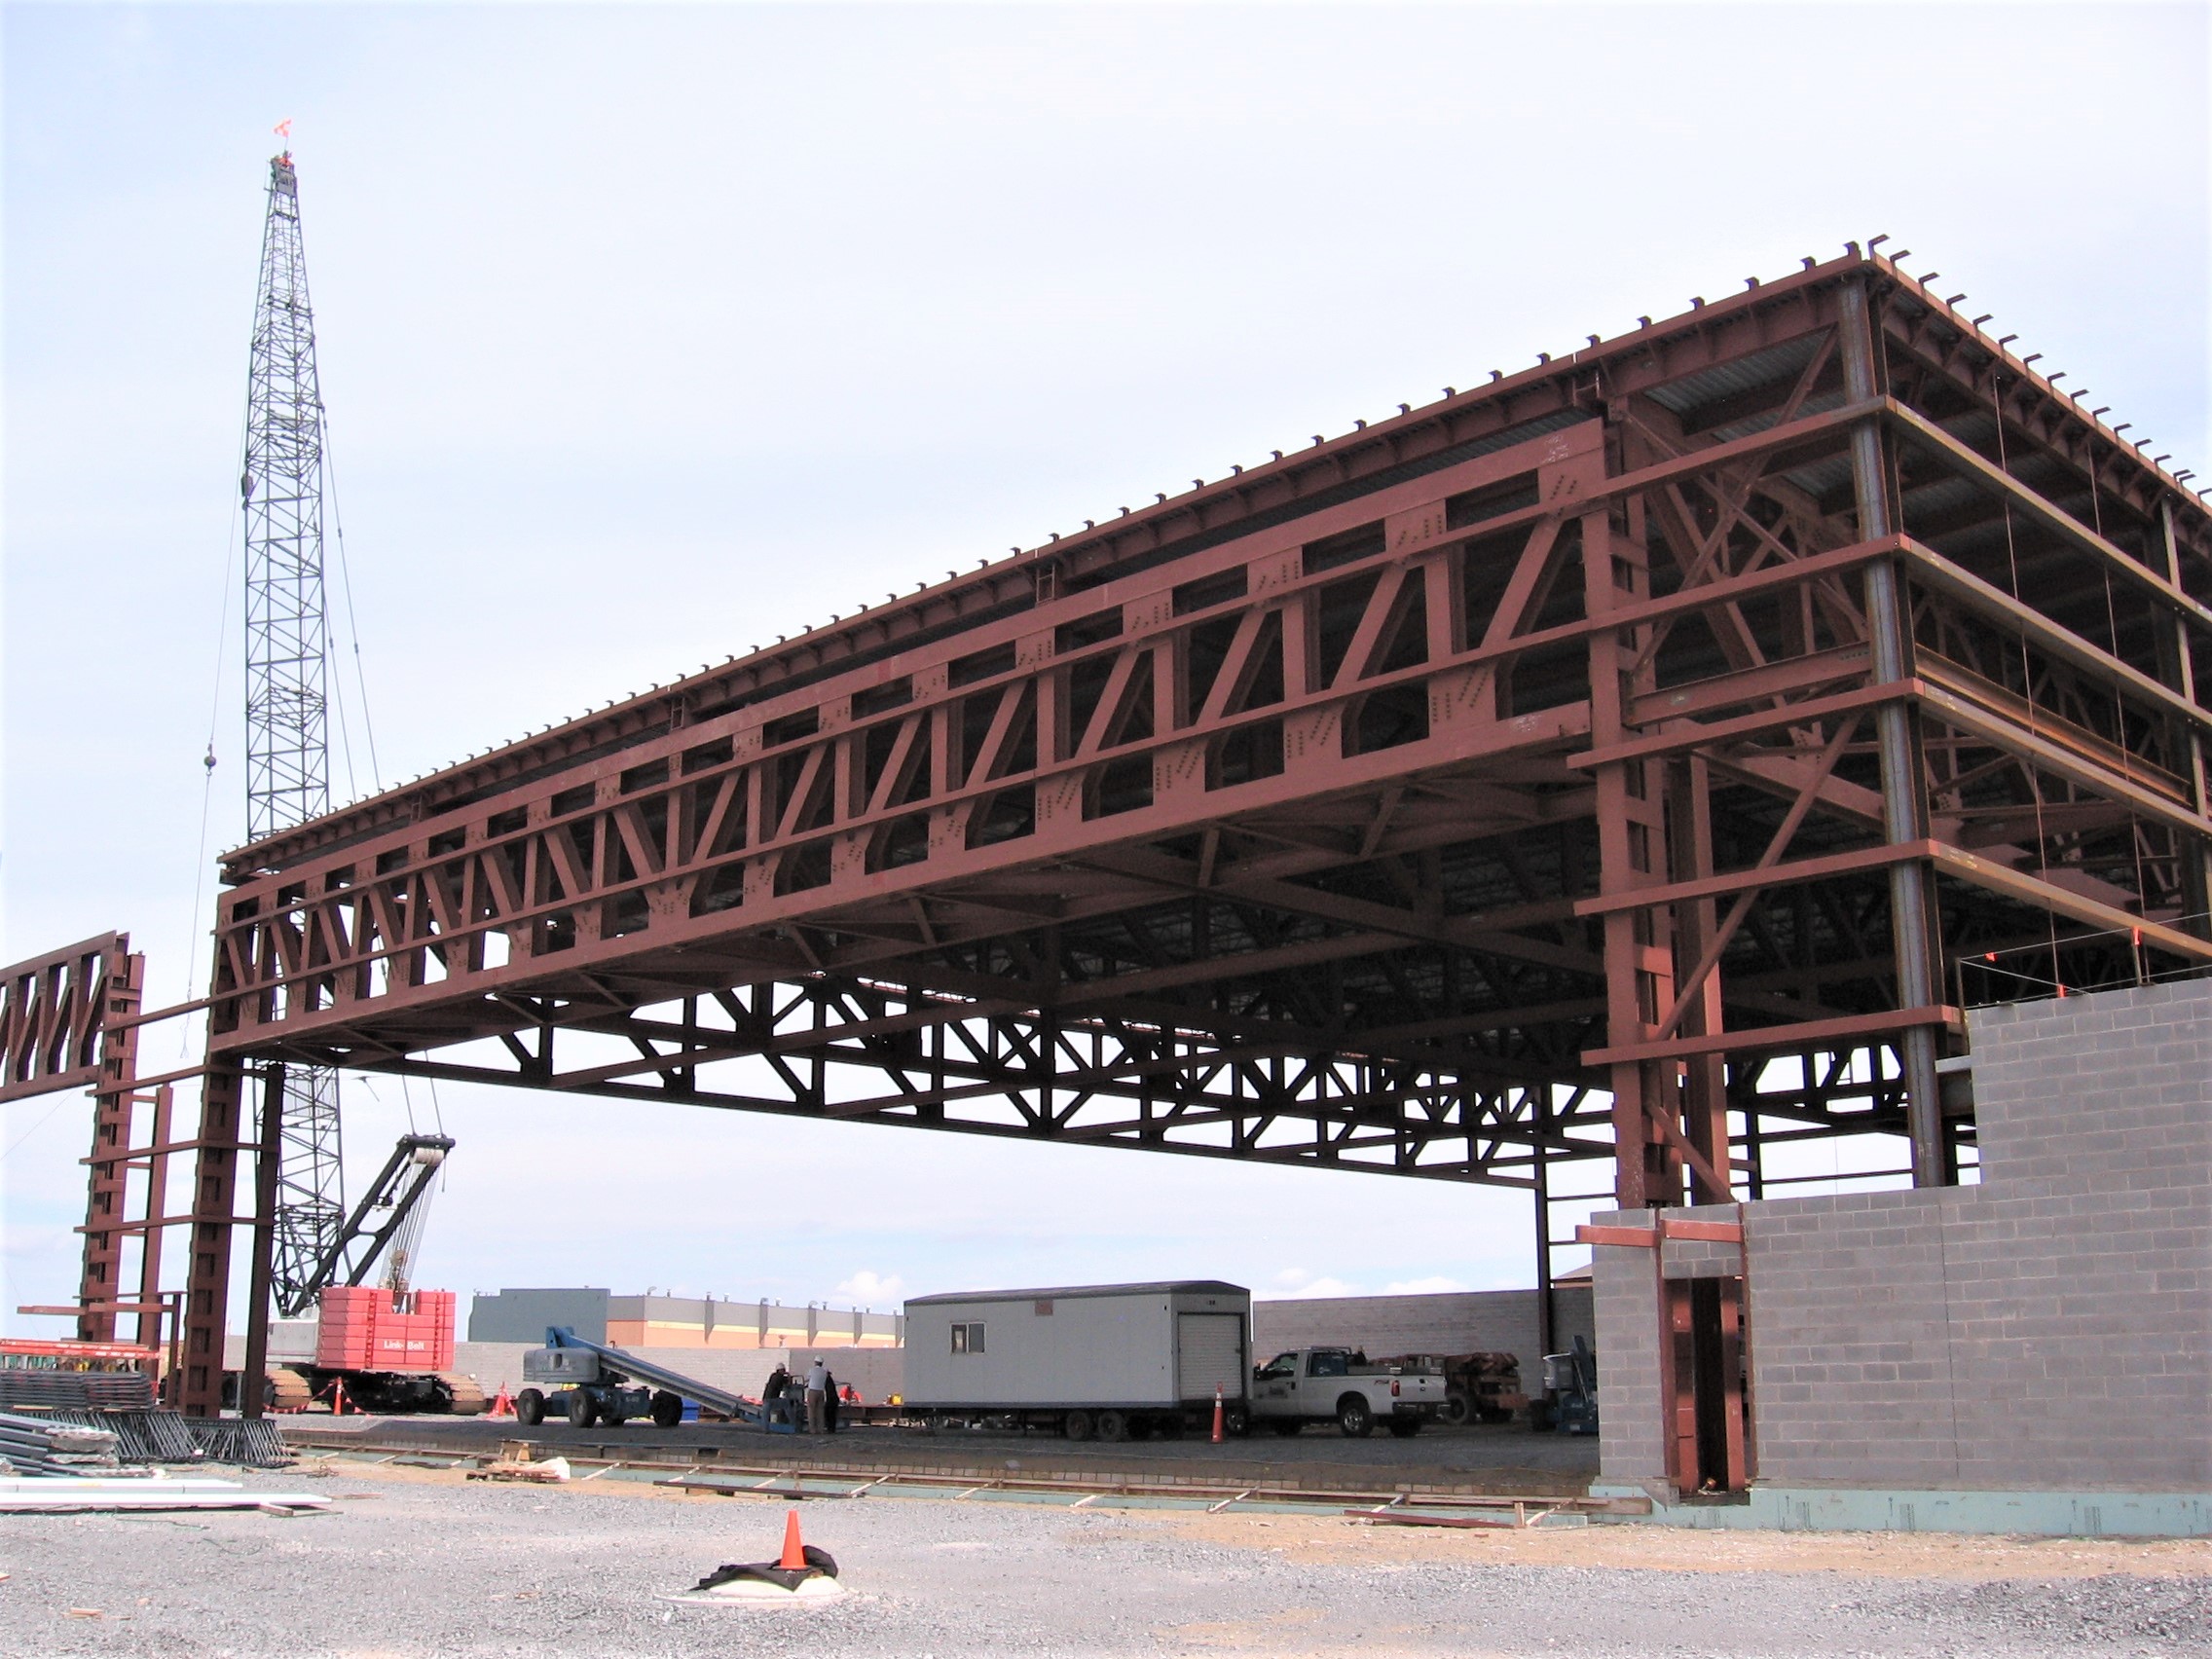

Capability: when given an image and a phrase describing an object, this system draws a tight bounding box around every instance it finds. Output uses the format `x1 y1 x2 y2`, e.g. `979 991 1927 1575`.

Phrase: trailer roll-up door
1175 1313 1244 1398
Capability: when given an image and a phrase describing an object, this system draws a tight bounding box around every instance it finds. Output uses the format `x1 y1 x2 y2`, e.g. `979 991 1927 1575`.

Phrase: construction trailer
904 1282 1251 1441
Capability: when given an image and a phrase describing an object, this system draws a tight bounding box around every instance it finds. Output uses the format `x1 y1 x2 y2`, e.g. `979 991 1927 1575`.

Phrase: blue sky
3 2 2205 1334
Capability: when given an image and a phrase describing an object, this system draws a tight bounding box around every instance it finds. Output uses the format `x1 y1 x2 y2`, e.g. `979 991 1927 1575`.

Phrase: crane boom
240 149 346 1315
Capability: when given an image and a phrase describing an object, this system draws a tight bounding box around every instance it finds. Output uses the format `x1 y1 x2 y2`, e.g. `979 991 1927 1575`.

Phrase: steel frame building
13 249 2206 1433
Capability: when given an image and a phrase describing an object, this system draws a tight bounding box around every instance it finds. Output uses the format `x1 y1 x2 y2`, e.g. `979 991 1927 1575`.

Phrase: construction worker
804 1355 829 1434
823 1369 840 1432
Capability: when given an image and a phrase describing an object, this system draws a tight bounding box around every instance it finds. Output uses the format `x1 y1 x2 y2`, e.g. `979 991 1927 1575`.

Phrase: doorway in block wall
1664 1274 1751 1494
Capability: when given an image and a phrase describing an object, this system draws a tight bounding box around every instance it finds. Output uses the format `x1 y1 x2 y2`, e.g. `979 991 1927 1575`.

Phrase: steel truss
171 251 2211 1415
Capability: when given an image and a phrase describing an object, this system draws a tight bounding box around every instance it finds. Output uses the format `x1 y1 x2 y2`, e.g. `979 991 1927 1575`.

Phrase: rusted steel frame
1884 402 2212 638
238 263 1891 881
1079 851 1600 977
177 1058 247 1418
1647 715 1863 1047
1904 543 2212 738
227 395 1875 916
370 1049 1564 1182
215 461 1884 981
397 993 1570 1130
1876 274 2208 556
215 539 1893 1052
238 1065 283 1420
1917 682 2210 841
1575 839 1937 919
76 946 145 1342
211 709 1592 1051
1916 655 2192 803
0 933 120 1103
1841 281 1948 1188
1928 844 2212 964
1583 1004 1960 1069
1572 681 1906 774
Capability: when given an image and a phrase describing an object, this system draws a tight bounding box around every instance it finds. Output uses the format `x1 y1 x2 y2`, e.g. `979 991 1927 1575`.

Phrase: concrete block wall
1250 1285 1595 1374
1593 976 2212 1493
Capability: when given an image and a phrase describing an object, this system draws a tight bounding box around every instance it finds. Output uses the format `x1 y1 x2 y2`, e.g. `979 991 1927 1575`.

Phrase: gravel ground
0 1462 2203 1658
295 1415 1601 1493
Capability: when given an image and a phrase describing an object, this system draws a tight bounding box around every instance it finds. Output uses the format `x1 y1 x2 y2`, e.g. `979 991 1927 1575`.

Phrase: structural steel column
1668 757 1731 1204
77 946 144 1342
179 1061 246 1418
1839 278 1946 1185
1584 485 1676 1209
239 1065 285 1420
2161 502 2212 932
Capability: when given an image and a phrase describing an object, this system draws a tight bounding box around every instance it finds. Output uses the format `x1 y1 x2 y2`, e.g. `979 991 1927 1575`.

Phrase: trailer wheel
1095 1409 1130 1443
1440 1388 1472 1427
515 1388 545 1427
1062 1409 1093 1442
1387 1417 1421 1438
565 1390 598 1428
1336 1395 1374 1438
1270 1417 1303 1437
650 1390 683 1428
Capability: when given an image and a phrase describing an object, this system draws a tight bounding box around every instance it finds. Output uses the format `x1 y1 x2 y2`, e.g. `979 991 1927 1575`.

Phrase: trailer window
950 1321 985 1355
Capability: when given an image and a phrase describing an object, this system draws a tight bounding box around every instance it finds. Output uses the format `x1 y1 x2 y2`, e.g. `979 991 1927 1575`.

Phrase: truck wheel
1337 1395 1374 1438
1440 1389 1471 1427
565 1390 598 1428
1270 1418 1303 1437
1387 1417 1421 1438
651 1390 683 1428
1223 1404 1251 1438
601 1406 628 1427
1095 1409 1129 1443
1062 1410 1093 1442
515 1388 545 1427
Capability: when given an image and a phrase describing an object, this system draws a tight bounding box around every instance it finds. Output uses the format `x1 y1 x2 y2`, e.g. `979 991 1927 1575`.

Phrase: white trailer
903 1281 1251 1442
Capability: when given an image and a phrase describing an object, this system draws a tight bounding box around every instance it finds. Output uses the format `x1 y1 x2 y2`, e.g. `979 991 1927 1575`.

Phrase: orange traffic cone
777 1508 806 1569
1212 1382 1225 1444
332 1379 350 1418
489 1383 515 1419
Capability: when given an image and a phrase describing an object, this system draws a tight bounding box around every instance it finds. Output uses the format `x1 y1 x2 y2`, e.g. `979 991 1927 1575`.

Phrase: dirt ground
349 1458 2211 1579
0 1458 2202 1658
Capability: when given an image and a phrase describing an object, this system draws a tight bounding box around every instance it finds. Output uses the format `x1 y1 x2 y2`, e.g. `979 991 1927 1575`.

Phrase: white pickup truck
1248 1347 1448 1438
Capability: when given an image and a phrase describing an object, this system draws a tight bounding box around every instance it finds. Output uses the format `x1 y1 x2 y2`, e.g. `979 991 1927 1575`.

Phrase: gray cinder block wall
1251 1286 1595 1372
1594 977 2211 1493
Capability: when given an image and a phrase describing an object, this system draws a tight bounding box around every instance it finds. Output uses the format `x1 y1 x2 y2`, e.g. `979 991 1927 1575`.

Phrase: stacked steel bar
0 1410 120 1476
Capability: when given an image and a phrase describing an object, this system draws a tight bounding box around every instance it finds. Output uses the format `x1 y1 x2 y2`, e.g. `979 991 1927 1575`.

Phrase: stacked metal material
46 1407 202 1464
0 1368 156 1412
0 1410 120 1476
189 1418 290 1468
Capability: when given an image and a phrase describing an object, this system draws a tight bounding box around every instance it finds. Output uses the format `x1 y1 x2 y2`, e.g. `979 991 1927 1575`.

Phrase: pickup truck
1248 1347 1448 1438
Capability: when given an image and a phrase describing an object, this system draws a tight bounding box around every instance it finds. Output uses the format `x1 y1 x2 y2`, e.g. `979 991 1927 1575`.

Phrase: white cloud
833 1270 903 1308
